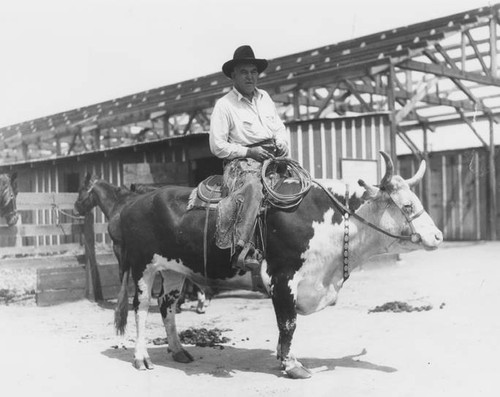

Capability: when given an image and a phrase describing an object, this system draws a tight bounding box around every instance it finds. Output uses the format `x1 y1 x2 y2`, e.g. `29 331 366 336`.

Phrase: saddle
189 174 267 293
186 175 225 211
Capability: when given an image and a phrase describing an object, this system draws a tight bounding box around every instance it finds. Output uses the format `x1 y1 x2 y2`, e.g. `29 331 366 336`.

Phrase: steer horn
379 151 394 187
405 159 427 187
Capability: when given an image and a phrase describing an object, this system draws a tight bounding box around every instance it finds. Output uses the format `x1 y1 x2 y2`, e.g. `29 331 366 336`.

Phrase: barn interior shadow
101 346 396 378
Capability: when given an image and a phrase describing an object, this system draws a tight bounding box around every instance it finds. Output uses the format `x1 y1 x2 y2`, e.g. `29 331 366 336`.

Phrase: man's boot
231 242 262 271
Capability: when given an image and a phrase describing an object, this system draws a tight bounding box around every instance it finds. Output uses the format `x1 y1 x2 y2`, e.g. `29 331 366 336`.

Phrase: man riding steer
209 45 289 271
115 147 442 378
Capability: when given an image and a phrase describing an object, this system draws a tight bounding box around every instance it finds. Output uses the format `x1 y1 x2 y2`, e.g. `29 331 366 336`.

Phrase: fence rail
0 192 111 305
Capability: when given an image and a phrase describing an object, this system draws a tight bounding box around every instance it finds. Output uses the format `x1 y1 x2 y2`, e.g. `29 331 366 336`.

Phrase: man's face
232 63 259 98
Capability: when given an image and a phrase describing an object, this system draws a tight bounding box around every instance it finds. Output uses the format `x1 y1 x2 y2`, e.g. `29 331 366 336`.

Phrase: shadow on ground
101 345 397 378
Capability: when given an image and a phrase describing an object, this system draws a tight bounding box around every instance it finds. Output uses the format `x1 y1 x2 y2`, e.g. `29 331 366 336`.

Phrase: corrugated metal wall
287 114 391 181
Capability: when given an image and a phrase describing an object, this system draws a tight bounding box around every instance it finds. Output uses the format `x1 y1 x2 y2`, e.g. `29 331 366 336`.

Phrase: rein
313 180 424 283
313 181 424 243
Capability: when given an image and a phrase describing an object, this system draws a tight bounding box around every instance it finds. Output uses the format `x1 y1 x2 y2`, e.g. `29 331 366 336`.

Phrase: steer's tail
114 268 130 335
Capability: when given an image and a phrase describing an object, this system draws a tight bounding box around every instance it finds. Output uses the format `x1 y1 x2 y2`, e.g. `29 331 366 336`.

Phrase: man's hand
276 141 289 157
247 147 275 162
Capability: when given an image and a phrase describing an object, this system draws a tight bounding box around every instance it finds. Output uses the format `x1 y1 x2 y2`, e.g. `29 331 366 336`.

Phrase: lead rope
343 185 350 282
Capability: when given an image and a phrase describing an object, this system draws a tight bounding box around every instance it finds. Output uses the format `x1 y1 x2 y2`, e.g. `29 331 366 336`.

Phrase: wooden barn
1 4 500 304
1 4 499 245
0 113 391 250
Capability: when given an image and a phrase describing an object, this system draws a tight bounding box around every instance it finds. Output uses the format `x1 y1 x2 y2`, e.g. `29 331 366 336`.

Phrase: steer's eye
403 204 413 215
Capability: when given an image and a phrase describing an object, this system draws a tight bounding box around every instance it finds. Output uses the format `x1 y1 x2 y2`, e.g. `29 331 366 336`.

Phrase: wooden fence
0 192 122 306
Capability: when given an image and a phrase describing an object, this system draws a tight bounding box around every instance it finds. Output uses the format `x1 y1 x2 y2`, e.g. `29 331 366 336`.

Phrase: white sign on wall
340 159 379 187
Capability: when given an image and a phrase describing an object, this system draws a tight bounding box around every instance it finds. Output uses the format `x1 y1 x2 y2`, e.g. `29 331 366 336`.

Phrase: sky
0 0 493 133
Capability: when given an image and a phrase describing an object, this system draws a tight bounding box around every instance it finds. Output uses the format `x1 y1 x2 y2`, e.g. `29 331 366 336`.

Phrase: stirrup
232 244 262 271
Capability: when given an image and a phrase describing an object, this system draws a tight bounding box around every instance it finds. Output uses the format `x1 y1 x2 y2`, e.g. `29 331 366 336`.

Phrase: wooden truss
1 4 500 167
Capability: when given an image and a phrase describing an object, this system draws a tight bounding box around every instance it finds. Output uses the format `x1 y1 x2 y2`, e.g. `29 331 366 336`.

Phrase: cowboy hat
222 45 268 78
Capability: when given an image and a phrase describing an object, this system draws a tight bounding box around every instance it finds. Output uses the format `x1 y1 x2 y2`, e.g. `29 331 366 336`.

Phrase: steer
115 152 442 378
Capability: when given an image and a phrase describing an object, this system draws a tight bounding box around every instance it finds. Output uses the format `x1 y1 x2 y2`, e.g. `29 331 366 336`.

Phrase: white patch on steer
292 208 348 314
134 260 158 365
260 260 272 295
151 254 255 290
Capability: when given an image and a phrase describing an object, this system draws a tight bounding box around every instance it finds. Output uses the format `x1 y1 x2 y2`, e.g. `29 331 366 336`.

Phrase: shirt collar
232 87 263 102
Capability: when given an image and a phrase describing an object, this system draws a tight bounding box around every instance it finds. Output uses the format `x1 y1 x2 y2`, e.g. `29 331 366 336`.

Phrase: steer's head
357 152 443 252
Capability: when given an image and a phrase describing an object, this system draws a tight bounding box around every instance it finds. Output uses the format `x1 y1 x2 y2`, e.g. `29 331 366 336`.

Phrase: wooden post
93 128 101 150
162 114 171 137
488 118 497 240
461 32 466 70
55 137 61 156
293 88 301 120
422 125 431 210
490 16 497 78
387 64 399 171
83 212 102 301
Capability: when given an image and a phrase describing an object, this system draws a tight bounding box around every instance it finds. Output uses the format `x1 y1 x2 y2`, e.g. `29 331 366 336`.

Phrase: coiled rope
261 157 312 210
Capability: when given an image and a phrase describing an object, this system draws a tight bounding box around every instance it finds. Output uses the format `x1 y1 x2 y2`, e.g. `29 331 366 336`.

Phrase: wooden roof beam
398 59 500 86
464 30 490 75
194 110 211 130
425 49 500 122
337 79 484 113
425 49 484 103
182 111 197 135
454 107 488 147
342 79 373 112
397 130 422 157
398 107 500 131
395 77 439 123
273 92 325 109
490 16 497 77
313 87 337 118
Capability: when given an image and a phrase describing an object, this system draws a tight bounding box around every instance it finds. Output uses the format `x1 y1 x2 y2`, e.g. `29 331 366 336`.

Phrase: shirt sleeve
209 100 248 159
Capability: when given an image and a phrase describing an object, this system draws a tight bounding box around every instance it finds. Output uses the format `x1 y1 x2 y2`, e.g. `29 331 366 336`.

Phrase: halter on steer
313 180 425 282
313 181 424 243
262 153 425 282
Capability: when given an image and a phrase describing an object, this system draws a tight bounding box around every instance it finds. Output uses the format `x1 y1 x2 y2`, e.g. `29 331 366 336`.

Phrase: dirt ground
0 241 498 397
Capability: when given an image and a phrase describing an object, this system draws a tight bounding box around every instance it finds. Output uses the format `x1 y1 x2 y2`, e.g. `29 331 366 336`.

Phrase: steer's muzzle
420 228 443 250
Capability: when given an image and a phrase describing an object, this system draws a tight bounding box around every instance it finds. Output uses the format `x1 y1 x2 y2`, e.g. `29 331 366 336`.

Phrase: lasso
261 157 312 210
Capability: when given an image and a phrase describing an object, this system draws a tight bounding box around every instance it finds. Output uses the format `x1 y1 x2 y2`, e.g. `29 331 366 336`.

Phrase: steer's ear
358 179 378 199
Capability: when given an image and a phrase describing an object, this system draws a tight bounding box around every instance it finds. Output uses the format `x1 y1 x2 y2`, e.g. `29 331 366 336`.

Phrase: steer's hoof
286 364 312 379
173 349 194 363
133 357 155 370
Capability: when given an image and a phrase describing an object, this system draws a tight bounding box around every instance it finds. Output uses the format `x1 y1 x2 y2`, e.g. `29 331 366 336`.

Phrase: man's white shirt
209 87 289 159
